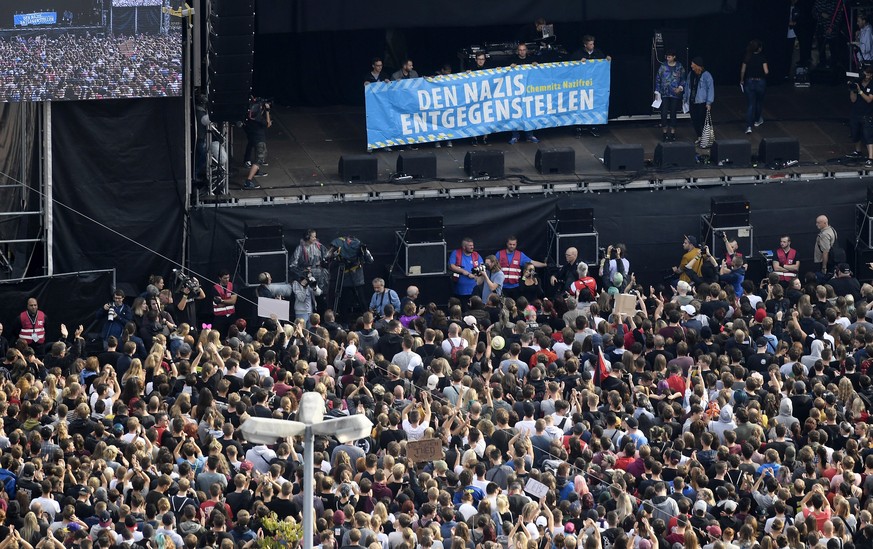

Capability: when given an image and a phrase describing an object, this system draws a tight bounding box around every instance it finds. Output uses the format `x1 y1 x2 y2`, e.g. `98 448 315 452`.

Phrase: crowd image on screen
0 31 182 101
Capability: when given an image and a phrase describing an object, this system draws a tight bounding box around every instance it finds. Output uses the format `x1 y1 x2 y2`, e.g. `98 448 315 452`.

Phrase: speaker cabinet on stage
464 150 504 178
244 249 288 286
244 221 283 252
711 139 752 167
604 144 644 171
711 195 750 226
535 147 575 174
654 141 696 168
339 155 378 182
758 137 800 164
397 152 437 179
207 0 255 123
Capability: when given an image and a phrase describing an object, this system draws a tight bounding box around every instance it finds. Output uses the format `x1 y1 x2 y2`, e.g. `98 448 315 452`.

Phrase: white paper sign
257 297 291 321
524 478 549 499
651 91 662 109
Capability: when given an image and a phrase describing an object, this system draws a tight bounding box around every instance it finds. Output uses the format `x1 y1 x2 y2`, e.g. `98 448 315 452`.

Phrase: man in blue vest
448 237 481 309
495 236 547 300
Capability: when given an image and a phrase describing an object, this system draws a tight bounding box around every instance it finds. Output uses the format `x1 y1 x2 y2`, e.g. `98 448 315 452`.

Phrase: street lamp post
239 392 373 549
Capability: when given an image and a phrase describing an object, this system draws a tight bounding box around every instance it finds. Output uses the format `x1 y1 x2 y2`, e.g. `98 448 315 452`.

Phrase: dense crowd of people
0 31 181 101
4 227 873 549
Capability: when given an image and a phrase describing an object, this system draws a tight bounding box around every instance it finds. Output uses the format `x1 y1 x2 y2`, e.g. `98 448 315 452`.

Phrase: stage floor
206 81 863 203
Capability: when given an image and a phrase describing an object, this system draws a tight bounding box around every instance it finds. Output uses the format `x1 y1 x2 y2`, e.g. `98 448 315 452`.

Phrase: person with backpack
441 322 469 366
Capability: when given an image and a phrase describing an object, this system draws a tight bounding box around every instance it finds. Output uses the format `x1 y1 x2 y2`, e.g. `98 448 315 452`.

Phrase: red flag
598 348 609 383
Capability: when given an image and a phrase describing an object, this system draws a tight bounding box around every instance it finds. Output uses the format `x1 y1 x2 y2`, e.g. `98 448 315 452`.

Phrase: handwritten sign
525 477 549 499
407 438 444 463
612 293 637 317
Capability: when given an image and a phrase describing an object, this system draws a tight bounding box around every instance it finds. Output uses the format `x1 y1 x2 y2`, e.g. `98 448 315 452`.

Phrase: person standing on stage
290 228 330 311
243 97 271 190
495 236 546 300
448 237 482 307
684 57 714 146
741 39 769 134
572 35 611 138
507 44 540 144
655 49 685 142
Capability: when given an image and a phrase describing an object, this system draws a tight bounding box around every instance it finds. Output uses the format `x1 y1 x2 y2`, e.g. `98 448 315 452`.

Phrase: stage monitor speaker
711 139 752 167
464 150 504 178
654 141 696 168
710 195 750 227
535 147 575 174
758 137 799 164
397 152 437 179
339 155 378 182
604 144 644 171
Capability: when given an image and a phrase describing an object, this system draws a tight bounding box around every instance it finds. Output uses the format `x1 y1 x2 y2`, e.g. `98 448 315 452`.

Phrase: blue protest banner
364 60 610 150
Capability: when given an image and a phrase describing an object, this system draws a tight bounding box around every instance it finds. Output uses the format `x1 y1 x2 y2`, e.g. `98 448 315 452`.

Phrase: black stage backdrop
189 177 872 309
253 0 783 117
0 271 114 343
51 99 186 286
257 0 736 33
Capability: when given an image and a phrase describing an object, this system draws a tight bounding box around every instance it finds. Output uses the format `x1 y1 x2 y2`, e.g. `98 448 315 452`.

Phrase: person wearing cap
673 235 702 283
830 262 862 301
684 56 714 145
89 510 121 544
681 304 703 333
623 416 648 449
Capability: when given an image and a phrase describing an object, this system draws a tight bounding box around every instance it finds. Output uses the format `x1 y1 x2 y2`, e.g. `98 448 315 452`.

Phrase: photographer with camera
99 289 133 346
243 96 272 190
292 272 322 326
448 237 482 309
598 244 629 289
849 65 873 165
476 255 505 301
290 229 330 312
369 278 401 318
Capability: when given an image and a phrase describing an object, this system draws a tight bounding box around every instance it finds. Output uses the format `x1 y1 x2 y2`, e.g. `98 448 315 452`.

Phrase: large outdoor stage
209 82 863 203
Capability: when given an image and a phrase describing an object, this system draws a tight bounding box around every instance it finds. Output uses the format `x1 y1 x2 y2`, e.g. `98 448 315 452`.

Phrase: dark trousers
660 97 681 130
690 103 707 137
744 79 766 127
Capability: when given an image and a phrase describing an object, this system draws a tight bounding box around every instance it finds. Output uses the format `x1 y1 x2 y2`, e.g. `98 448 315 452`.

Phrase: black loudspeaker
555 205 595 233
244 221 284 252
604 144 644 171
207 0 255 123
758 137 800 164
711 139 752 167
744 256 769 283
710 195 750 226
535 147 575 174
405 214 443 243
464 150 504 178
397 152 437 179
243 250 288 286
654 141 696 168
339 155 378 182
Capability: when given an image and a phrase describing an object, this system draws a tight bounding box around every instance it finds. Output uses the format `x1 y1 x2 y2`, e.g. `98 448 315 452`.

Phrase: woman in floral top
655 48 686 141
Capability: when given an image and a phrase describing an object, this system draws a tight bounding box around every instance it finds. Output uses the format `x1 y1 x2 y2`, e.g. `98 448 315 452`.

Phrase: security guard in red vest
19 297 46 354
212 270 238 337
495 236 547 300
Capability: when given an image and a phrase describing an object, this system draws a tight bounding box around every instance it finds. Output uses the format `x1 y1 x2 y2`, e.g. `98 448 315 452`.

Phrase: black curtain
189 176 872 304
51 99 186 286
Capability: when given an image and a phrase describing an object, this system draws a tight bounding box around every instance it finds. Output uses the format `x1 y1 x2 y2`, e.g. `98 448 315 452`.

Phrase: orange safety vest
497 250 523 286
19 310 46 344
213 282 235 317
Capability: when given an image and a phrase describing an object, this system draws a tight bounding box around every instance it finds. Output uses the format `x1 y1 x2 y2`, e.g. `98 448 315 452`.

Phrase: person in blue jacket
684 56 714 145
655 48 686 141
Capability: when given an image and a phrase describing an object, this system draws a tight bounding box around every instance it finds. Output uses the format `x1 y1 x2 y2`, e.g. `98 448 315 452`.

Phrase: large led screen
0 0 182 101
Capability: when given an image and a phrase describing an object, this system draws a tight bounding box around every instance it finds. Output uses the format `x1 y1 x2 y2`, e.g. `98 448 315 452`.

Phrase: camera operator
211 270 237 337
328 236 374 322
243 96 272 190
598 244 629 289
476 255 505 301
292 272 322 326
849 65 873 165
171 269 206 331
99 289 133 346
290 229 330 312
683 243 719 285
